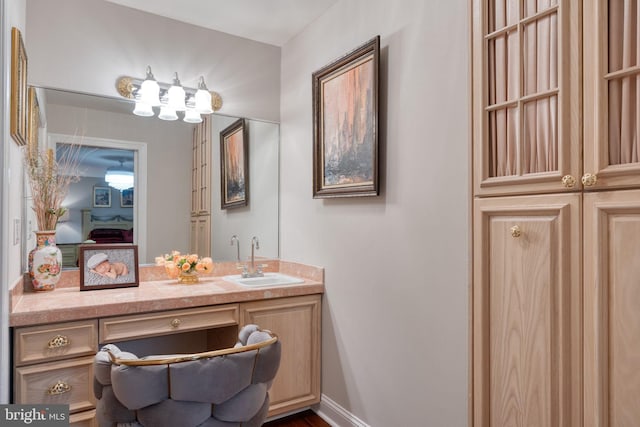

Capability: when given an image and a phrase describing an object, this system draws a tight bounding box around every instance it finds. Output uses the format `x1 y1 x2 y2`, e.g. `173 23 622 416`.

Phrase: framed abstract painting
312 36 380 198
220 118 249 209
11 27 28 146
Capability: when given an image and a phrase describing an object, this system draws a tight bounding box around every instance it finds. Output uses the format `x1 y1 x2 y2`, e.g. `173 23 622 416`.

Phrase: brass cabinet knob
47 381 71 395
582 173 598 187
510 225 521 238
561 175 576 188
47 335 70 349
170 318 181 328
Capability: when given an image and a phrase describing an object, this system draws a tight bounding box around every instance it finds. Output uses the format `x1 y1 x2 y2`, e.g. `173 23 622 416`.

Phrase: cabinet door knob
47 335 70 349
561 175 576 188
582 173 598 187
47 381 71 395
510 225 522 238
170 318 181 328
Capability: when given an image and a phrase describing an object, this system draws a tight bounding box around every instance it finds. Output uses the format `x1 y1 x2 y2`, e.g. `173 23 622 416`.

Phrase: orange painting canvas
322 57 374 188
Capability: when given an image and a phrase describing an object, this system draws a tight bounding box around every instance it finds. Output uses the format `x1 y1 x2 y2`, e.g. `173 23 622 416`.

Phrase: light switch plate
13 218 21 245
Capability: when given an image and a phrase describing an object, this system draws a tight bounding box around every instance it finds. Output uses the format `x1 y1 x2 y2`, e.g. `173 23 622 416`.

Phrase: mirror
25 87 279 268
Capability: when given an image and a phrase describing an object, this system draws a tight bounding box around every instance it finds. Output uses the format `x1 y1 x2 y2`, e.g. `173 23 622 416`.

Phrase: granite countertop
10 260 324 327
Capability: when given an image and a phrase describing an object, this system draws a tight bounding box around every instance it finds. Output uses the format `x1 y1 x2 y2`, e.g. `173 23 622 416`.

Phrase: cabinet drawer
14 356 95 414
100 304 238 343
14 320 98 366
69 409 96 427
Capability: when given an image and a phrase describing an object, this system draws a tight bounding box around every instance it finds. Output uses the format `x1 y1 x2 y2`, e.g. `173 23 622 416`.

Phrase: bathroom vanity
9 261 323 426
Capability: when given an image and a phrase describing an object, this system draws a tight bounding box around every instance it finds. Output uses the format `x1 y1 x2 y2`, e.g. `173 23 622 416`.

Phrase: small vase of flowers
156 251 213 284
24 143 82 291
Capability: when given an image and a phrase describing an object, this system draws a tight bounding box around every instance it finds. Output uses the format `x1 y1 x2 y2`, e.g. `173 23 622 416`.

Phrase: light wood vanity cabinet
472 1 640 426
240 294 322 417
12 294 321 424
13 320 98 426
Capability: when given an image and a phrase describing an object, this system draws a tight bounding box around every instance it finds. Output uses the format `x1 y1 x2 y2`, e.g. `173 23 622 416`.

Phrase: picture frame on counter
79 244 139 291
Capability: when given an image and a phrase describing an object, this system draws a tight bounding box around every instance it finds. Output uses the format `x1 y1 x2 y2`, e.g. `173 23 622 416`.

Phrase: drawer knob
510 225 522 238
170 318 181 328
582 173 598 187
561 175 576 188
47 381 71 395
47 335 70 349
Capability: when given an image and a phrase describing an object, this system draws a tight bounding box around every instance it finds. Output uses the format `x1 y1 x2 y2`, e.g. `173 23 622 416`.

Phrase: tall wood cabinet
471 1 640 426
190 116 211 256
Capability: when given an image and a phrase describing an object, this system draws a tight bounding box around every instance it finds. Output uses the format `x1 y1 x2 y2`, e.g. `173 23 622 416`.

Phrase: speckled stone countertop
10 260 324 327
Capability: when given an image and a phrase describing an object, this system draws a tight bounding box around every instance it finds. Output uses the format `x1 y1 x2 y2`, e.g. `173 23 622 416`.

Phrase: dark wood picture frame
120 188 134 207
220 118 249 209
93 186 112 208
11 27 28 146
312 36 380 198
79 244 139 291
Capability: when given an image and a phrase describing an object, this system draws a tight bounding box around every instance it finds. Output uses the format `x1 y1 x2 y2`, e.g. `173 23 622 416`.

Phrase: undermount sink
223 272 305 287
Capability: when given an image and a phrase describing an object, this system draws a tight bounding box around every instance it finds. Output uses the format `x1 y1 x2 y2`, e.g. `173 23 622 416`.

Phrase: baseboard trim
313 394 370 427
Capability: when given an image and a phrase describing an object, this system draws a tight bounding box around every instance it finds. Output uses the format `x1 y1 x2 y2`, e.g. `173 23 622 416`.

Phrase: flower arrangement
23 143 82 231
156 251 213 279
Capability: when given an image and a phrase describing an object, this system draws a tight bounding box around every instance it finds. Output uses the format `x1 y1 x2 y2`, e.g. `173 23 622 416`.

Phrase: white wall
25 0 281 123
1 0 26 403
211 115 279 261
279 1 469 425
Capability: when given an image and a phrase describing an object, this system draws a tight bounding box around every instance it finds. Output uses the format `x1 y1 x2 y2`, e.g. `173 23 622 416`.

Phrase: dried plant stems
24 143 82 231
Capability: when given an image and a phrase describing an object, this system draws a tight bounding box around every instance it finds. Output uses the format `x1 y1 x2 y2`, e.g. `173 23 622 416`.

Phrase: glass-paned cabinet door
584 0 640 190
472 0 581 196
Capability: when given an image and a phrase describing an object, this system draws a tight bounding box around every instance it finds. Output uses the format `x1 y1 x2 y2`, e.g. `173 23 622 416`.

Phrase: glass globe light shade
194 89 213 114
183 109 203 123
133 101 154 117
158 106 178 121
139 79 160 107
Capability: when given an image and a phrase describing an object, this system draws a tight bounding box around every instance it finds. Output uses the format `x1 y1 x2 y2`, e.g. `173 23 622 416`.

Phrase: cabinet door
584 1 640 190
240 295 321 417
472 0 581 196
191 126 199 215
584 190 640 426
473 193 581 426
198 116 211 214
196 215 211 258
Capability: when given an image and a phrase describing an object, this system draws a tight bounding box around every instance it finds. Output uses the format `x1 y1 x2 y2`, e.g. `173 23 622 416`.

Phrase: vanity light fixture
105 160 134 191
116 66 223 123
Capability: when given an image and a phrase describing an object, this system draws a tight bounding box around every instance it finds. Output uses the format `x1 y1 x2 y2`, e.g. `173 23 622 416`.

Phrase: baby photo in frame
79 244 139 290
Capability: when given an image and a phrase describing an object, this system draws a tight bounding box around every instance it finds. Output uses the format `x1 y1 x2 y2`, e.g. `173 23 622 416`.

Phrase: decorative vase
178 270 199 284
28 230 63 292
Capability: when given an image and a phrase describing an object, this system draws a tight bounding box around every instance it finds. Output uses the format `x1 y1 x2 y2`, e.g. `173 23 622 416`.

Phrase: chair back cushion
94 324 281 427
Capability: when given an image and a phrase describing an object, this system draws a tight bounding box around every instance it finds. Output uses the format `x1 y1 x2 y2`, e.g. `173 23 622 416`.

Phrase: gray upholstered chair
93 325 281 427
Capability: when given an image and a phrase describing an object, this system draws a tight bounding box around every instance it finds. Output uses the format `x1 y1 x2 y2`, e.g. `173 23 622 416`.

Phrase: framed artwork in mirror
220 118 249 209
312 35 380 198
93 186 112 208
11 27 28 146
121 188 134 207
79 244 139 291
28 87 40 149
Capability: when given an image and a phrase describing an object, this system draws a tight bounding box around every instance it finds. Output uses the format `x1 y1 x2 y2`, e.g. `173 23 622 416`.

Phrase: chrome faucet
230 235 241 263
240 236 263 278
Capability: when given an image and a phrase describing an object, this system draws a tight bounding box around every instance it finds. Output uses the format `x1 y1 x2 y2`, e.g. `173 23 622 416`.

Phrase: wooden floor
264 410 331 427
